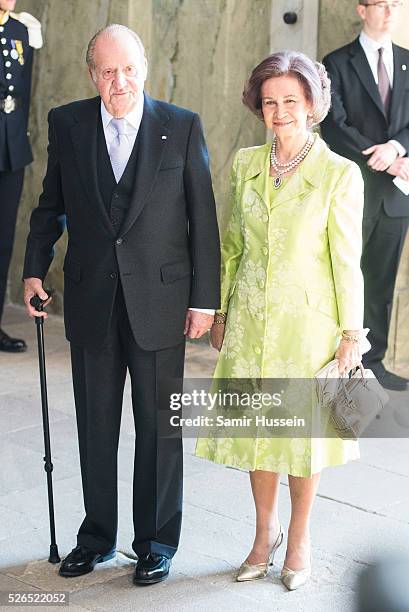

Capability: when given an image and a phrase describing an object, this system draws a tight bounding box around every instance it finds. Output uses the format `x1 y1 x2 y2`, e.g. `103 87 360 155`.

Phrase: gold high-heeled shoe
236 525 284 582
281 556 311 591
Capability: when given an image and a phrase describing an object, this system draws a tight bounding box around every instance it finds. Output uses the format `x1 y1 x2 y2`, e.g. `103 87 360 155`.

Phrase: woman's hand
210 314 226 351
210 324 225 351
335 338 362 375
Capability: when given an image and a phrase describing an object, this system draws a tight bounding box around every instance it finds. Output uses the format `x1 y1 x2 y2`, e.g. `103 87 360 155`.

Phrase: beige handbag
315 360 389 440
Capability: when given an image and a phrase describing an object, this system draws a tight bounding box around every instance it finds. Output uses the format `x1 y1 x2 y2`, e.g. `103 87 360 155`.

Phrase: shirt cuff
189 308 215 315
389 139 406 158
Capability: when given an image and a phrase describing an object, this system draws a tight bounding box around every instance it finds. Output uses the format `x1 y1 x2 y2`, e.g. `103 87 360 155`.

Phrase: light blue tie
109 118 130 183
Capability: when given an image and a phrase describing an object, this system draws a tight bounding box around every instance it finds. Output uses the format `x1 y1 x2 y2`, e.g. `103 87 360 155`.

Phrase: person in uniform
0 0 42 352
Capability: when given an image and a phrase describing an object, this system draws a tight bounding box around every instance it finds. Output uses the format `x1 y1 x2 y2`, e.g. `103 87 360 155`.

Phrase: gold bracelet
341 332 360 343
213 312 227 325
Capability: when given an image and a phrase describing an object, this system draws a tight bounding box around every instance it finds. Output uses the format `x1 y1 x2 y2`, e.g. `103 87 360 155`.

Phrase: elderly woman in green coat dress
195 50 365 590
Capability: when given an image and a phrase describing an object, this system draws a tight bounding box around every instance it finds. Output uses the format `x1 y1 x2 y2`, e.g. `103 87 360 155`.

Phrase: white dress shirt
100 97 143 160
359 30 406 157
100 98 214 317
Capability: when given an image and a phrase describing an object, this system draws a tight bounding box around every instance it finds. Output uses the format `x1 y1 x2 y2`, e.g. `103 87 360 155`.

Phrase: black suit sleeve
183 113 220 309
321 54 377 163
392 125 409 153
23 109 65 281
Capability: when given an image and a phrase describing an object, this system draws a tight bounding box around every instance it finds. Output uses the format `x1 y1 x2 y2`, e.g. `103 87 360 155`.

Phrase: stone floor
1 304 409 611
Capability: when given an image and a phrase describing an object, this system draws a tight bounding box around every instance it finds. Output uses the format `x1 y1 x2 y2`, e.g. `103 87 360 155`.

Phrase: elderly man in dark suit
321 0 409 391
23 24 220 584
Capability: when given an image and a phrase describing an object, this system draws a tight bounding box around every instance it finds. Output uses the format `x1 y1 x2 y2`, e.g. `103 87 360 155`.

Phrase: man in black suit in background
321 0 409 390
23 24 220 583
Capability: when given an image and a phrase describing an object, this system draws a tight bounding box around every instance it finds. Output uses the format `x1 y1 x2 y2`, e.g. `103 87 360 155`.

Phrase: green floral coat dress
195 133 365 477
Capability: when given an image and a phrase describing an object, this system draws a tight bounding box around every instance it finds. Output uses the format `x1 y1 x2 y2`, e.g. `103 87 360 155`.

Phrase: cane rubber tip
48 545 61 564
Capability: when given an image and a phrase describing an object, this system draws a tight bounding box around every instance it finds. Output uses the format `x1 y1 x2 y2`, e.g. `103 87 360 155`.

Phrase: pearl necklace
270 135 314 189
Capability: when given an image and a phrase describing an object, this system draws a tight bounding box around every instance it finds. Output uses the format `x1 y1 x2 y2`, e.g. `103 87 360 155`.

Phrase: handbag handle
316 361 366 406
333 360 365 379
339 362 366 399
351 363 365 379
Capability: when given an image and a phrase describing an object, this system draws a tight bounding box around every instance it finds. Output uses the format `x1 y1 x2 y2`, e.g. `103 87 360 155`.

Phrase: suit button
116 238 123 245
110 272 117 279
261 247 268 255
113 192 119 199
254 346 261 355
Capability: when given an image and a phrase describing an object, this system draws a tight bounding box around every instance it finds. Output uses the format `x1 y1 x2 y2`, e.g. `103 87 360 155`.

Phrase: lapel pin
402 64 407 71
161 135 167 140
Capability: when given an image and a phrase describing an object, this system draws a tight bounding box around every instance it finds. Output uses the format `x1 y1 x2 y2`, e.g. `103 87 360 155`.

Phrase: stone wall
8 0 271 312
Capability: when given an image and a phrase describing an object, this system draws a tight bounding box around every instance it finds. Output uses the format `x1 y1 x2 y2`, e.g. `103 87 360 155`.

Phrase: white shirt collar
359 30 393 56
100 94 144 133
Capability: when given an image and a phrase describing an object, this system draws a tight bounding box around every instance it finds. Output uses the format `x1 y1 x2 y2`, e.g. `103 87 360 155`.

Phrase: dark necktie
377 47 392 114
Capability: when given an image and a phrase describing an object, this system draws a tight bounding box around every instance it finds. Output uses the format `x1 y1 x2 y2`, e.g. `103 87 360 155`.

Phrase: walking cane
30 295 61 564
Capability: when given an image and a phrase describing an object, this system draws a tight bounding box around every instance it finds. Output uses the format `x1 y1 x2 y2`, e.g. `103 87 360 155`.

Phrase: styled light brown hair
243 50 331 126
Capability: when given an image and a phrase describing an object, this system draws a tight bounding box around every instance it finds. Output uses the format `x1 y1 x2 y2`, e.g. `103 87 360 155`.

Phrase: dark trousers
70 283 185 558
0 169 25 321
361 204 409 367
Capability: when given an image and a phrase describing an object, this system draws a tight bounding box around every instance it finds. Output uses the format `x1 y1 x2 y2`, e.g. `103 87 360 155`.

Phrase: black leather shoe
0 328 27 353
59 545 116 577
133 553 171 585
367 363 409 391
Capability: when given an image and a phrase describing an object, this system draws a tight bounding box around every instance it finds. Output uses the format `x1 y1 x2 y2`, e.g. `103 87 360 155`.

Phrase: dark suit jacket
321 37 409 217
23 95 221 350
0 15 33 171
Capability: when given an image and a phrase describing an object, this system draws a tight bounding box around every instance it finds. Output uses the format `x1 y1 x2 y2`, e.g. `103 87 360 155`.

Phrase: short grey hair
86 24 146 70
243 50 331 127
